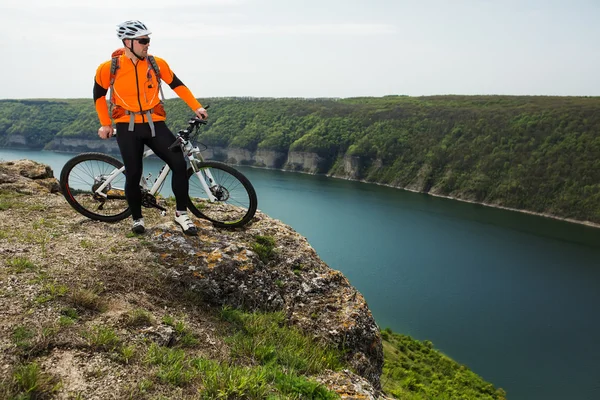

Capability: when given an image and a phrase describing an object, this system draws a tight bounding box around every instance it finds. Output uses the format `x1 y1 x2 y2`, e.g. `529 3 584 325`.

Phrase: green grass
219 307 343 375
12 326 35 349
381 328 506 400
119 345 137 365
146 344 195 387
292 263 305 276
84 325 121 352
32 217 56 229
6 257 37 273
35 282 69 305
145 345 338 399
161 315 199 348
60 307 79 320
124 308 154 328
46 282 68 297
58 315 76 327
79 239 93 249
0 199 15 211
0 191 24 211
70 288 107 312
26 204 48 212
191 358 271 399
142 308 342 398
11 362 60 399
251 235 277 263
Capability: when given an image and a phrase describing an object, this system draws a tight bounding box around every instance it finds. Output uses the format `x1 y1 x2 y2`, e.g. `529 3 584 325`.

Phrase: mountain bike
59 116 257 228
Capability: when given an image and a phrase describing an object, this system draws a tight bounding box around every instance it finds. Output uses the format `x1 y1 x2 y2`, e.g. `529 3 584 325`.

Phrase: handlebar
169 105 210 151
183 104 210 135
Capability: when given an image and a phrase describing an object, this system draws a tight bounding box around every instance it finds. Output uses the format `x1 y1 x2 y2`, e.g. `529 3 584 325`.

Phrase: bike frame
92 143 218 202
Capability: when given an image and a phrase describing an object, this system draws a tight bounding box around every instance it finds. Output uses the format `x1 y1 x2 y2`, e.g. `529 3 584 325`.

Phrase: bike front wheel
187 161 257 228
59 152 131 222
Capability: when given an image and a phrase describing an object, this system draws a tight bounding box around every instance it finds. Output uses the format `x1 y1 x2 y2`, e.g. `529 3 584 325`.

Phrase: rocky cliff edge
0 160 386 399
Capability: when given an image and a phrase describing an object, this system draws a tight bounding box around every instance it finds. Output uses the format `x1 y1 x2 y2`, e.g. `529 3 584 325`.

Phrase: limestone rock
149 213 384 389
0 159 59 194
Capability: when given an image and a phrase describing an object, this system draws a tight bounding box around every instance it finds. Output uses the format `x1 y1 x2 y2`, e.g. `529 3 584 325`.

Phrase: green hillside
1 95 599 224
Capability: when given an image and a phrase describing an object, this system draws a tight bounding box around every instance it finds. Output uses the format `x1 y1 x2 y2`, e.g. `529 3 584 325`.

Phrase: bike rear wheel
59 152 131 222
187 161 257 228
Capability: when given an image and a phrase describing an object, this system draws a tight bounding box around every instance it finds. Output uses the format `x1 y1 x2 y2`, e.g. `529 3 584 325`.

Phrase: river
2 148 600 400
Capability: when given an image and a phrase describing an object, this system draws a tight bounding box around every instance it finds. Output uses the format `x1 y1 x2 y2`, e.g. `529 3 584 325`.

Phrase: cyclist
93 20 207 235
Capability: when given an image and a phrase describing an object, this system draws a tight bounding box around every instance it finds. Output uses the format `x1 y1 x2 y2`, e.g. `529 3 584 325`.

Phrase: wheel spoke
60 153 131 222
187 162 257 227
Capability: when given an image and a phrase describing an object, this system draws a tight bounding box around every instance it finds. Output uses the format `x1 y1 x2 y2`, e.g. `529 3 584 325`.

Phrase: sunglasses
134 38 151 45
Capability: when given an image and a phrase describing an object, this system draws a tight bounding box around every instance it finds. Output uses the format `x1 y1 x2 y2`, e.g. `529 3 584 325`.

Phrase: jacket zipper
131 59 145 123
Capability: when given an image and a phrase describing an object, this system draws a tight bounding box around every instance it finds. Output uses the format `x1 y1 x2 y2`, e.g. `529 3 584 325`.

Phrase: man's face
131 36 150 57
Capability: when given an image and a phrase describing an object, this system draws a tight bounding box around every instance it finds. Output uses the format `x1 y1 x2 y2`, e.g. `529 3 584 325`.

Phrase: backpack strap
108 55 120 115
146 55 160 81
146 55 166 103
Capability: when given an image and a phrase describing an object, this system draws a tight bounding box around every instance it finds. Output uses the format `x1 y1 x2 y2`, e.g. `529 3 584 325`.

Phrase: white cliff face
342 155 362 179
224 148 255 164
22 137 333 174
190 146 321 172
285 152 324 174
47 138 121 154
6 135 27 146
254 149 287 168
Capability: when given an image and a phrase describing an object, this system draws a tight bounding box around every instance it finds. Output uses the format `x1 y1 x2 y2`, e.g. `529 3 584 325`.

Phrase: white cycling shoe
174 213 198 236
132 218 145 234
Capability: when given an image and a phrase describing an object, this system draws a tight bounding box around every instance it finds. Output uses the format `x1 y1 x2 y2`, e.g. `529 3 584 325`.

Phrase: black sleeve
168 74 185 90
93 80 108 102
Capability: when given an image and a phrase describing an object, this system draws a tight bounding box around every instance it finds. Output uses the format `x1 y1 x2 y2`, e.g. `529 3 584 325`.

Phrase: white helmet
116 20 152 39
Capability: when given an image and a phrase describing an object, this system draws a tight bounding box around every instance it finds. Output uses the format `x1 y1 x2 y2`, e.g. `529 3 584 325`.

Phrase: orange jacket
93 52 201 126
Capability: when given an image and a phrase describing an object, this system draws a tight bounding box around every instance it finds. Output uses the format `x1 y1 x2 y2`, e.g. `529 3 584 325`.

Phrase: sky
1 0 599 100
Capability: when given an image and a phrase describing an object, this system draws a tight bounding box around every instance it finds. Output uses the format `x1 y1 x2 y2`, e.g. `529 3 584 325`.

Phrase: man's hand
195 107 208 120
98 126 113 139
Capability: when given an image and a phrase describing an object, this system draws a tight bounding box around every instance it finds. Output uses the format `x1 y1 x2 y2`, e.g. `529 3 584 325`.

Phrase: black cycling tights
116 121 188 220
